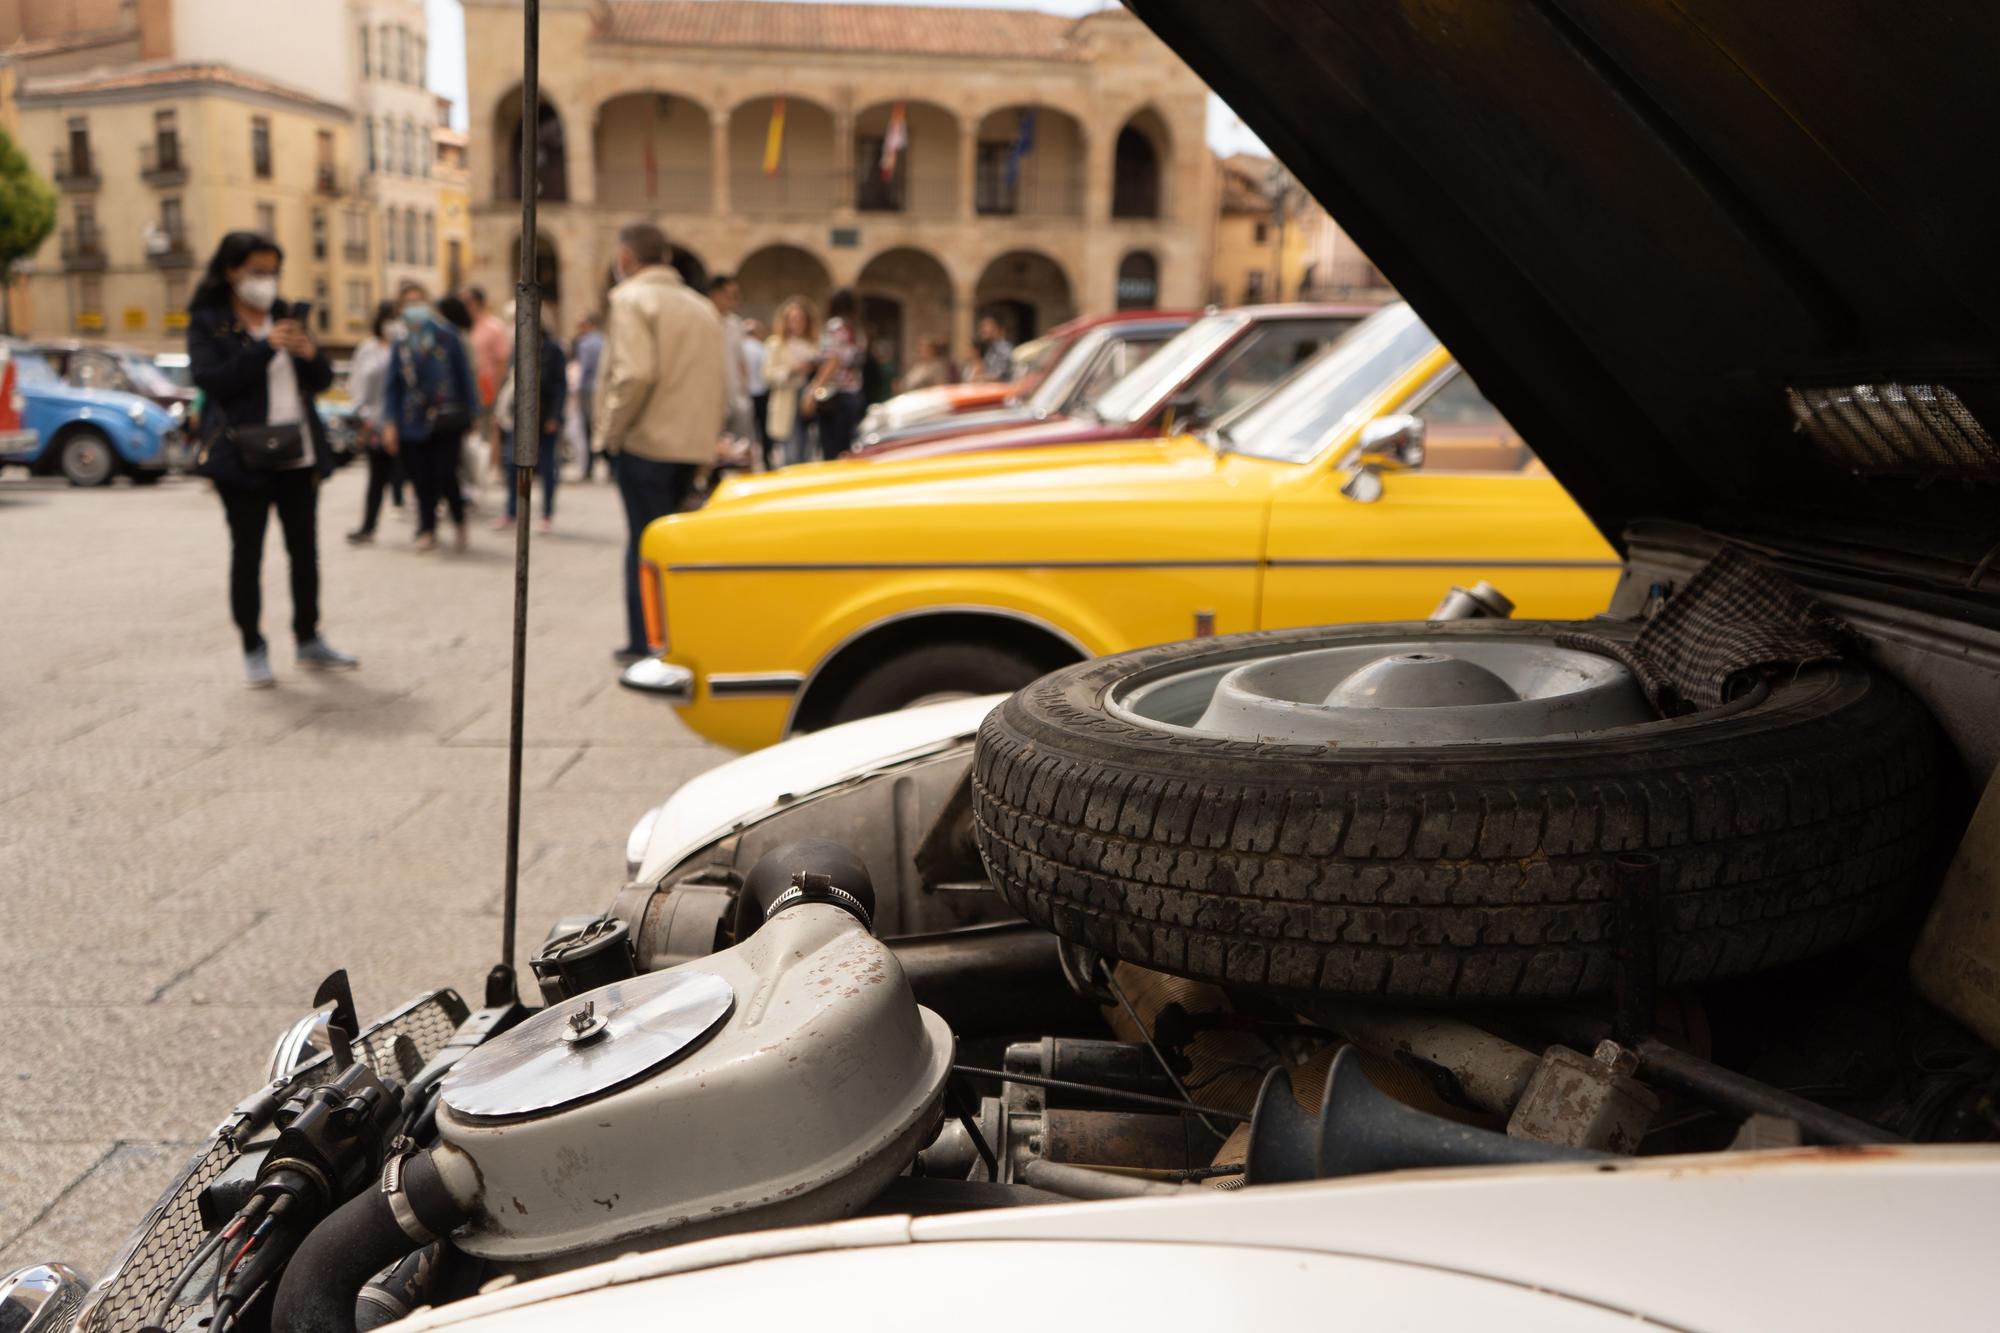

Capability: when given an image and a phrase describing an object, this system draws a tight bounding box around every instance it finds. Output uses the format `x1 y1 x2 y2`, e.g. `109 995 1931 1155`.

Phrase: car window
72 352 121 391
1407 364 1537 473
1026 329 1109 415
1218 304 1439 464
1093 313 1251 424
1183 319 1354 423
1067 334 1169 411
120 354 176 397
12 351 58 386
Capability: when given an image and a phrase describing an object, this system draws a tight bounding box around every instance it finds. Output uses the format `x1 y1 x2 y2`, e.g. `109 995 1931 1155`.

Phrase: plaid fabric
1559 548 1848 712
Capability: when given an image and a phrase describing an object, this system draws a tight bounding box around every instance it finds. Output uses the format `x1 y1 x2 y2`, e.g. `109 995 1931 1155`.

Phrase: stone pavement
0 464 729 1273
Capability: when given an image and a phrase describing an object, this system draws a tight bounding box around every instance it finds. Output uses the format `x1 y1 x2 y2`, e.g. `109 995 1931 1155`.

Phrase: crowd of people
185 223 1025 687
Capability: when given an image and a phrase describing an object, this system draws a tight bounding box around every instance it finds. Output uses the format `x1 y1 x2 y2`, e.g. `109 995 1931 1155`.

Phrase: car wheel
58 429 116 487
971 621 1940 1003
828 642 1046 727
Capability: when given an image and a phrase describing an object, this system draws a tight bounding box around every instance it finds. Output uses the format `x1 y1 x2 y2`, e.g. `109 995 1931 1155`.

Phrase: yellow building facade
464 0 1216 363
12 63 367 351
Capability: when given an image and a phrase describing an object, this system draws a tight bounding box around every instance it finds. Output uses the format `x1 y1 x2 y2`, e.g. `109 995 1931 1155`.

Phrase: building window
251 116 272 179
360 25 370 78
380 120 394 175
385 206 398 262
152 109 180 173
422 133 432 178
73 199 100 255
160 196 184 244
423 210 435 265
256 200 276 239
78 274 104 328
314 278 330 334
365 116 376 172
311 208 327 260
855 136 904 213
63 115 93 179
975 142 1017 216
316 130 336 194
399 120 412 175
396 26 409 83
446 238 463 290
403 210 418 266
343 208 368 260
346 278 369 328
1253 221 1269 245
416 37 426 87
1243 269 1266 302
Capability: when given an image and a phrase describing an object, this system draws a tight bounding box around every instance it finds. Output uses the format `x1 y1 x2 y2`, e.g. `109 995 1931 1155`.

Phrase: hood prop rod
491 0 542 1009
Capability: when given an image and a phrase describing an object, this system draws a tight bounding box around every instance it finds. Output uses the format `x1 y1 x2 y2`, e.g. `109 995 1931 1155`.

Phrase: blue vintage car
0 342 186 485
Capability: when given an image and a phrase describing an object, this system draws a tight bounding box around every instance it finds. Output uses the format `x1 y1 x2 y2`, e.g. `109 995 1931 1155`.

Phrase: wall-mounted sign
122 307 147 330
77 311 104 332
164 310 189 331
830 227 861 249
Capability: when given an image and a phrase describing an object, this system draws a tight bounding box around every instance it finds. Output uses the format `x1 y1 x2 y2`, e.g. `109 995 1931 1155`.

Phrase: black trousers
816 390 863 461
751 391 773 470
356 445 404 534
615 453 698 653
409 430 466 534
218 468 319 653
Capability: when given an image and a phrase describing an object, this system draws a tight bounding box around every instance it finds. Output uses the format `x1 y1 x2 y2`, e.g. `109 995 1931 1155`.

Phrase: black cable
943 1076 998 1181
951 1065 1252 1124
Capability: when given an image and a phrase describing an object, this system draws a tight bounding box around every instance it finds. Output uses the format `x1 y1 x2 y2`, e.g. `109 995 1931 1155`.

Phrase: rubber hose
272 1152 467 1333
743 839 877 928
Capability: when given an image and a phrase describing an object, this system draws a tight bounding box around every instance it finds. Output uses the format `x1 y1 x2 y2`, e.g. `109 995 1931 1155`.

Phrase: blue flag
1005 108 1037 188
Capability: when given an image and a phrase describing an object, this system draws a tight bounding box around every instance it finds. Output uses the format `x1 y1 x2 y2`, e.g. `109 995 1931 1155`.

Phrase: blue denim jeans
614 452 697 654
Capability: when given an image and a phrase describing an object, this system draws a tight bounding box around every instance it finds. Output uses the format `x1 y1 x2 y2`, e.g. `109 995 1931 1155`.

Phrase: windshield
1027 328 1113 415
1217 304 1438 463
154 356 193 389
1091 312 1249 424
118 352 177 396
11 350 57 386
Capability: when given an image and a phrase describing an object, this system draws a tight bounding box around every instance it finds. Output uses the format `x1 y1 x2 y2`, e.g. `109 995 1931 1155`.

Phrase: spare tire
971 621 1939 1003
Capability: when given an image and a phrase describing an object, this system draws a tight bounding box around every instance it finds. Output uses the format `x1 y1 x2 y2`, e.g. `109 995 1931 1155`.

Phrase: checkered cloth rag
1558 547 1849 712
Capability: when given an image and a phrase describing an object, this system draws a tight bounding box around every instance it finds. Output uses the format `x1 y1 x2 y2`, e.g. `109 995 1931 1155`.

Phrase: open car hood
1129 2 2000 588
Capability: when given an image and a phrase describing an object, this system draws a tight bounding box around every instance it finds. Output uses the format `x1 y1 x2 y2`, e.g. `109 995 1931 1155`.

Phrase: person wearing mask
383 281 479 554
573 311 604 480
492 321 569 533
977 315 1016 382
763 297 817 466
596 221 724 665
346 299 405 545
462 285 512 469
803 288 867 460
741 318 771 470
187 231 356 687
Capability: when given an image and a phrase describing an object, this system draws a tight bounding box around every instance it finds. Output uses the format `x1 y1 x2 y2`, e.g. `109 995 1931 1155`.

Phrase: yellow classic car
629 303 1622 751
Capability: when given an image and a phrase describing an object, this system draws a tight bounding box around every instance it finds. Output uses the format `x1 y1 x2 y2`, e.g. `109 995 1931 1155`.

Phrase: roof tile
601 1 1089 61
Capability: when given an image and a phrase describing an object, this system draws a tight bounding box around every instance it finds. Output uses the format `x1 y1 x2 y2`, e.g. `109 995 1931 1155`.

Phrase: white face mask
235 274 278 312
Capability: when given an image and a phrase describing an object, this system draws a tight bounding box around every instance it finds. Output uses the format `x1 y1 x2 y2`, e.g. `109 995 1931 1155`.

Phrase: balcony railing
60 229 106 269
140 142 188 186
53 149 99 192
315 165 339 196
855 172 957 218
731 169 847 217
146 225 193 268
976 173 1085 220
343 240 369 262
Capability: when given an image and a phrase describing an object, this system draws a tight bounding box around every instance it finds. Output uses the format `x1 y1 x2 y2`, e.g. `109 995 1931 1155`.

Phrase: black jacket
189 298 336 488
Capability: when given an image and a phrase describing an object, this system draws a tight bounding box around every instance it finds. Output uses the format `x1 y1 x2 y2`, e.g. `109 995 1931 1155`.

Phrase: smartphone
289 301 313 326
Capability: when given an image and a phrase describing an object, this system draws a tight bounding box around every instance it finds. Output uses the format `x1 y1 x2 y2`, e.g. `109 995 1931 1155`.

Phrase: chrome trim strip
786 605 1093 737
707 672 806 698
667 560 1260 573
1269 558 1625 569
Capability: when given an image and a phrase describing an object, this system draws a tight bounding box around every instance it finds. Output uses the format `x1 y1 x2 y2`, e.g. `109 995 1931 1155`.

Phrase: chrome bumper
619 658 695 702
0 429 38 462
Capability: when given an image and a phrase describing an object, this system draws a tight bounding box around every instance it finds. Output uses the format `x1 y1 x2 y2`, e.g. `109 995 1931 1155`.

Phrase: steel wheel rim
1105 633 1752 748
63 436 112 485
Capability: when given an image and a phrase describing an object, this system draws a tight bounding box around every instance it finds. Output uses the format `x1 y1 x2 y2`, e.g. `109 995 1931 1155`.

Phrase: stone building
1207 152 1392 308
433 94 470 295
354 0 450 319
463 0 1214 364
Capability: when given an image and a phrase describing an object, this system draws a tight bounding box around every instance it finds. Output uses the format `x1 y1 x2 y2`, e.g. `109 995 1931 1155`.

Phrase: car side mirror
1355 414 1427 470
1339 414 1427 504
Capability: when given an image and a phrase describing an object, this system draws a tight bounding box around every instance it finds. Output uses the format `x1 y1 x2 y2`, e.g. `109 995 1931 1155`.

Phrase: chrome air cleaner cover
435 904 953 1262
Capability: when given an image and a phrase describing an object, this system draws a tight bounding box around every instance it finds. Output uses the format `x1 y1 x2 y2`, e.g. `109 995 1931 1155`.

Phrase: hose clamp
763 874 873 933
382 1151 437 1243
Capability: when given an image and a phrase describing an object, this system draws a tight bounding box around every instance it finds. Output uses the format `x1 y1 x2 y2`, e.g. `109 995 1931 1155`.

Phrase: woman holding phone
188 231 358 688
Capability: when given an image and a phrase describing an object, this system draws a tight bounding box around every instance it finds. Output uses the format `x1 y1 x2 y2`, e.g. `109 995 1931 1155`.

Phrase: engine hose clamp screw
765 873 873 932
561 999 610 1046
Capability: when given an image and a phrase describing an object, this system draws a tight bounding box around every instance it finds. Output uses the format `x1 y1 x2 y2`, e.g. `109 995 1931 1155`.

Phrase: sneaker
244 647 275 689
414 532 438 553
296 638 359 671
489 515 515 531
535 516 553 535
345 528 375 545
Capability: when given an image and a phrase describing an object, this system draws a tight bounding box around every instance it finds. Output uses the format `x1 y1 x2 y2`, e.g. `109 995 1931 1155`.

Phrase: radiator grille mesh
1788 382 2000 479
77 991 467 1333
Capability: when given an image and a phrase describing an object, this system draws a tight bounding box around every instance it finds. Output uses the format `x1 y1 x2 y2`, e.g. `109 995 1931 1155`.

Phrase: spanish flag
763 97 786 176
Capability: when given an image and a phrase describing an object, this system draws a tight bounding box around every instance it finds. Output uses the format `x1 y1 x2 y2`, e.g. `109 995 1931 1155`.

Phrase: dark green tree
0 126 57 335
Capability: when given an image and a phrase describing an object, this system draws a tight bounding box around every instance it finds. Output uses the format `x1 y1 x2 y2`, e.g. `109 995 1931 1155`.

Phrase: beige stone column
710 111 731 217
952 277 976 357
957 119 978 220
1082 124 1112 225
833 103 856 212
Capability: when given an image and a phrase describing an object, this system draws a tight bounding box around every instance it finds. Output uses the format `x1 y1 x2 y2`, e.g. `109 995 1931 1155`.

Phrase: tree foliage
0 125 57 271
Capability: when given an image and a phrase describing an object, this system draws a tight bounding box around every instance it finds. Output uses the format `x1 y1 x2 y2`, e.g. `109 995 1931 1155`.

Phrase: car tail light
640 559 666 652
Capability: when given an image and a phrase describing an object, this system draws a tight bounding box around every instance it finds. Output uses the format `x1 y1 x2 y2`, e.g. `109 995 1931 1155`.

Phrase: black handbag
230 422 307 471
426 403 472 437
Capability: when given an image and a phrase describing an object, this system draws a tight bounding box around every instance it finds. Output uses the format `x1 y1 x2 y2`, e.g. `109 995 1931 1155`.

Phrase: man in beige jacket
595 221 725 663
